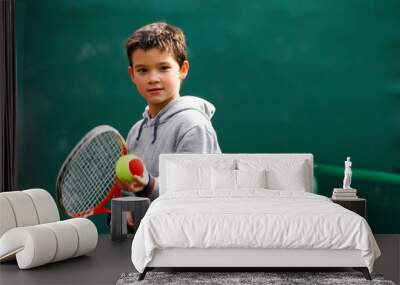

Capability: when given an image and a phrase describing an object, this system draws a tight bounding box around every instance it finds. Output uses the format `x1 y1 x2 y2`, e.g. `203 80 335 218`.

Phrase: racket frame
56 125 128 218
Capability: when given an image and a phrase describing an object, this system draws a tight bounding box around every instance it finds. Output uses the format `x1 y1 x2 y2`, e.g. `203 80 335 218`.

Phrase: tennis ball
115 154 144 182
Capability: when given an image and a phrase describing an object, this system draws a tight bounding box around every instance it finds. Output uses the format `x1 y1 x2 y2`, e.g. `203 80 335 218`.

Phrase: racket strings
61 131 123 214
80 133 120 210
64 135 118 212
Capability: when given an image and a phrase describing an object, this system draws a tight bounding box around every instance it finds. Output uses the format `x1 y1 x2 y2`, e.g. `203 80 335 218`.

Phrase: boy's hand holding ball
115 154 149 193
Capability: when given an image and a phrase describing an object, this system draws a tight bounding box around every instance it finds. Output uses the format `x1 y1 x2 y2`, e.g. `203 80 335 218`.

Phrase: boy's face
128 48 189 112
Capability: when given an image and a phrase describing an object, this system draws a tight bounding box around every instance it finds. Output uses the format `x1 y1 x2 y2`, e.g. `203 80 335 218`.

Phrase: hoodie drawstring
136 115 161 144
135 98 212 144
136 117 148 141
151 115 161 144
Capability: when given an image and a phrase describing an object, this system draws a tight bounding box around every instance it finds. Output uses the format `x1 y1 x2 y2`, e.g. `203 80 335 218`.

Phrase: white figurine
342 156 352 189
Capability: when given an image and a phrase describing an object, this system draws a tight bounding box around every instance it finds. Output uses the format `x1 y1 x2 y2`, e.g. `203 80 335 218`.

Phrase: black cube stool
111 197 150 242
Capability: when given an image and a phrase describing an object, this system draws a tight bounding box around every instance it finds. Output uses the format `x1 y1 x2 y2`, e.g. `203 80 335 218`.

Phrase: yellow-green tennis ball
115 154 143 182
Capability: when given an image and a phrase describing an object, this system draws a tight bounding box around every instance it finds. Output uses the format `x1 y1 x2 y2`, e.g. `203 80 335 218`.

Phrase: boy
116 22 221 204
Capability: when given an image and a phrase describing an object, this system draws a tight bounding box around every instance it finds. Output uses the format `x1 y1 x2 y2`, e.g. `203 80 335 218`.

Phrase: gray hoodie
126 95 221 179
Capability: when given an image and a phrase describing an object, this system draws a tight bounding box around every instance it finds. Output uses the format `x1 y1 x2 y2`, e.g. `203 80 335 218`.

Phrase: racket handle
113 184 121 198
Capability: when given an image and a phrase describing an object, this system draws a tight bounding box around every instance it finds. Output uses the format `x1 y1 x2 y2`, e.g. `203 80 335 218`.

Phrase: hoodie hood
136 96 216 143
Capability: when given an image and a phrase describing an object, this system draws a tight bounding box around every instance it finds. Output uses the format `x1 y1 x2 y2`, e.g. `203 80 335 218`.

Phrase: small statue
342 156 352 189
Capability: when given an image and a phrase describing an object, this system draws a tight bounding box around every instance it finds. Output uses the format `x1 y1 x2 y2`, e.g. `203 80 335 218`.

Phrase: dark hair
126 22 187 67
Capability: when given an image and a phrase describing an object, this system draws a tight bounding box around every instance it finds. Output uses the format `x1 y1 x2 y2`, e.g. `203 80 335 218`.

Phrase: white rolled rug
0 189 98 269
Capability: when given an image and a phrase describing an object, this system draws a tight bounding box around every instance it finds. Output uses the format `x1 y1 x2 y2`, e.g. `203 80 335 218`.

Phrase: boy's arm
176 124 221 154
134 175 159 201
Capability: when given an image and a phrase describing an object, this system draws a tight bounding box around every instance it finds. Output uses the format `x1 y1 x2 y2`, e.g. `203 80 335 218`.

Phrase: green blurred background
16 0 400 233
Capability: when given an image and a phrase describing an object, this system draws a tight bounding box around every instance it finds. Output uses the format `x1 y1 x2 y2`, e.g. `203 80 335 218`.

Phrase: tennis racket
56 125 128 218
